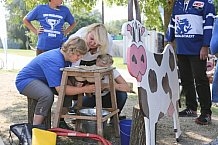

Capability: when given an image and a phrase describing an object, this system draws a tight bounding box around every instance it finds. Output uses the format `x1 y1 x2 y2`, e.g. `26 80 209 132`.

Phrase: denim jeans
177 55 212 115
82 91 128 114
210 18 218 55
211 18 218 103
212 62 218 102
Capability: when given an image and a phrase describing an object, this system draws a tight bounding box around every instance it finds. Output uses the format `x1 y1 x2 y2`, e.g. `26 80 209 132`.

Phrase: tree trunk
129 104 146 145
164 0 175 33
27 98 51 128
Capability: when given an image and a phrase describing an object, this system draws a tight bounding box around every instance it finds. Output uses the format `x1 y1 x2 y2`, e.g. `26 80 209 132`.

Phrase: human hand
62 27 64 33
75 81 84 87
37 26 44 35
200 46 209 60
84 84 95 93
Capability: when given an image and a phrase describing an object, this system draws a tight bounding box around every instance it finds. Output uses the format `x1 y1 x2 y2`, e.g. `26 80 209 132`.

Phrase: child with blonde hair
81 54 132 119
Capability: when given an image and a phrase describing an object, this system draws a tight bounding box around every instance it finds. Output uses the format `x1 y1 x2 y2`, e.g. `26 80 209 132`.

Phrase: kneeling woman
15 37 96 127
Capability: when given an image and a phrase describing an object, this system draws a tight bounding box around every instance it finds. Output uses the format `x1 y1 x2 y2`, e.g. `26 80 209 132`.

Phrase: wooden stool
53 66 120 137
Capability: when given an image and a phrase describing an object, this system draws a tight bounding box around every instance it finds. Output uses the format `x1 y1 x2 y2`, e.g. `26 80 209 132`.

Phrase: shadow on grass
0 99 27 144
0 100 27 124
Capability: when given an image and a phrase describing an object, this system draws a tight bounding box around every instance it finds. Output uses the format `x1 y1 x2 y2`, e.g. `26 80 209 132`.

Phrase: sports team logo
176 17 192 35
193 1 204 9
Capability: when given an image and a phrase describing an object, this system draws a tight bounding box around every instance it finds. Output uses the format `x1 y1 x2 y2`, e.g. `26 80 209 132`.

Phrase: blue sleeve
165 6 175 42
203 1 215 46
210 19 218 54
26 5 40 21
64 6 75 25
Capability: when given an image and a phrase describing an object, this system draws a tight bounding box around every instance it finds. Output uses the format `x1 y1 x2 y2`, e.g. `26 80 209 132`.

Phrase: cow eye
141 55 144 63
132 55 137 64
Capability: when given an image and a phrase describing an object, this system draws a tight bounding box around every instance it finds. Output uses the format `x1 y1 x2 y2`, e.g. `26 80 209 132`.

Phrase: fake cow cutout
122 20 182 145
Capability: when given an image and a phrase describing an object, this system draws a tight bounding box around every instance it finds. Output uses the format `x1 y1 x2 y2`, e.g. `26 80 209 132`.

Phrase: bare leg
33 114 44 125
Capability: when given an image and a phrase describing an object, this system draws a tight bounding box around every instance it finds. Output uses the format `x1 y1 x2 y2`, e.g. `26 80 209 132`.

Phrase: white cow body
122 20 182 145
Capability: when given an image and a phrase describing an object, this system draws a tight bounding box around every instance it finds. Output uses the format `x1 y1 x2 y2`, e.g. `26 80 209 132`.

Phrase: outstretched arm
114 75 132 93
55 84 95 96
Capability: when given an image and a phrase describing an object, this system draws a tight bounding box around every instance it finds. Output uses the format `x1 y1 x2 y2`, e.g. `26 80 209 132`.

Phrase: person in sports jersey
166 0 215 125
69 23 113 67
15 37 95 128
23 0 76 55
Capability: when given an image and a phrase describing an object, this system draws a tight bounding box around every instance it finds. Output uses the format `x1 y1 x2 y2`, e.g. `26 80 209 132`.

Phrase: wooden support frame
53 67 120 138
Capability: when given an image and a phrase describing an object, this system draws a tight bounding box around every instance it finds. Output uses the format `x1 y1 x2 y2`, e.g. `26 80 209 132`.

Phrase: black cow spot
154 53 163 66
148 69 157 93
162 73 172 99
138 87 149 118
169 49 175 71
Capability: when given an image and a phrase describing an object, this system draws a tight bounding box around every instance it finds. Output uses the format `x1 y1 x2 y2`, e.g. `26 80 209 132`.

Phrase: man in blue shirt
166 0 215 125
23 0 76 55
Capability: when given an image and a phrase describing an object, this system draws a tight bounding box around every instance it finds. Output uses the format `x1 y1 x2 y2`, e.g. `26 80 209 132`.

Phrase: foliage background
3 0 218 49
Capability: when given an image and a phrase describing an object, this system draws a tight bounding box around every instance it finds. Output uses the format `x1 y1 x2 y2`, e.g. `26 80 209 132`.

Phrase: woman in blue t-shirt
15 37 95 127
23 0 76 55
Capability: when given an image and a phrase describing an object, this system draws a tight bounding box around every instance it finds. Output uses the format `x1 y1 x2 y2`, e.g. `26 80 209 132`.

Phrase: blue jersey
26 4 75 51
166 0 215 55
15 48 72 93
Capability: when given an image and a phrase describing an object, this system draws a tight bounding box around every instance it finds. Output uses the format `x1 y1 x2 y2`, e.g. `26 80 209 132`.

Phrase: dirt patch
0 71 218 145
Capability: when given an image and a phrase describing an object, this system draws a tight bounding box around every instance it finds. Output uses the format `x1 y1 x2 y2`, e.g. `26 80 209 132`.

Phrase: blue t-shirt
26 4 75 51
15 48 72 93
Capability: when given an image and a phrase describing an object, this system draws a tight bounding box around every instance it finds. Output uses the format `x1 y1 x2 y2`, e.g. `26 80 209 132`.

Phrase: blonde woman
15 37 95 128
69 23 113 66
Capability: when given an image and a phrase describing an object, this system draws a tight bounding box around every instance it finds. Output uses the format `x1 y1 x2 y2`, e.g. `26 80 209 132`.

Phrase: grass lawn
0 48 35 57
0 48 127 69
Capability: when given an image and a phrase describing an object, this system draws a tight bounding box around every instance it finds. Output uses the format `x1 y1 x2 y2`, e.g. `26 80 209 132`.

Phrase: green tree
19 0 170 32
105 19 128 35
6 0 29 49
106 0 168 32
5 0 101 49
68 10 102 35
214 0 218 15
5 0 174 49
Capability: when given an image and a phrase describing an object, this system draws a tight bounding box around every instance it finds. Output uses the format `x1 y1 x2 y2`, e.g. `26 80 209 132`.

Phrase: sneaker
68 109 76 115
195 114 211 125
59 120 74 130
179 108 197 117
68 106 77 115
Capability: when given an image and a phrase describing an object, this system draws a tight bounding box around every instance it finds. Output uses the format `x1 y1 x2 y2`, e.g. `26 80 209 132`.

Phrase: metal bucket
79 108 110 134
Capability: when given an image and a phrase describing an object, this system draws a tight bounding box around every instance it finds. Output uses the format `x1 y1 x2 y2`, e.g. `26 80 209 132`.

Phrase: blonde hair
62 37 87 55
96 54 113 65
86 23 109 54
